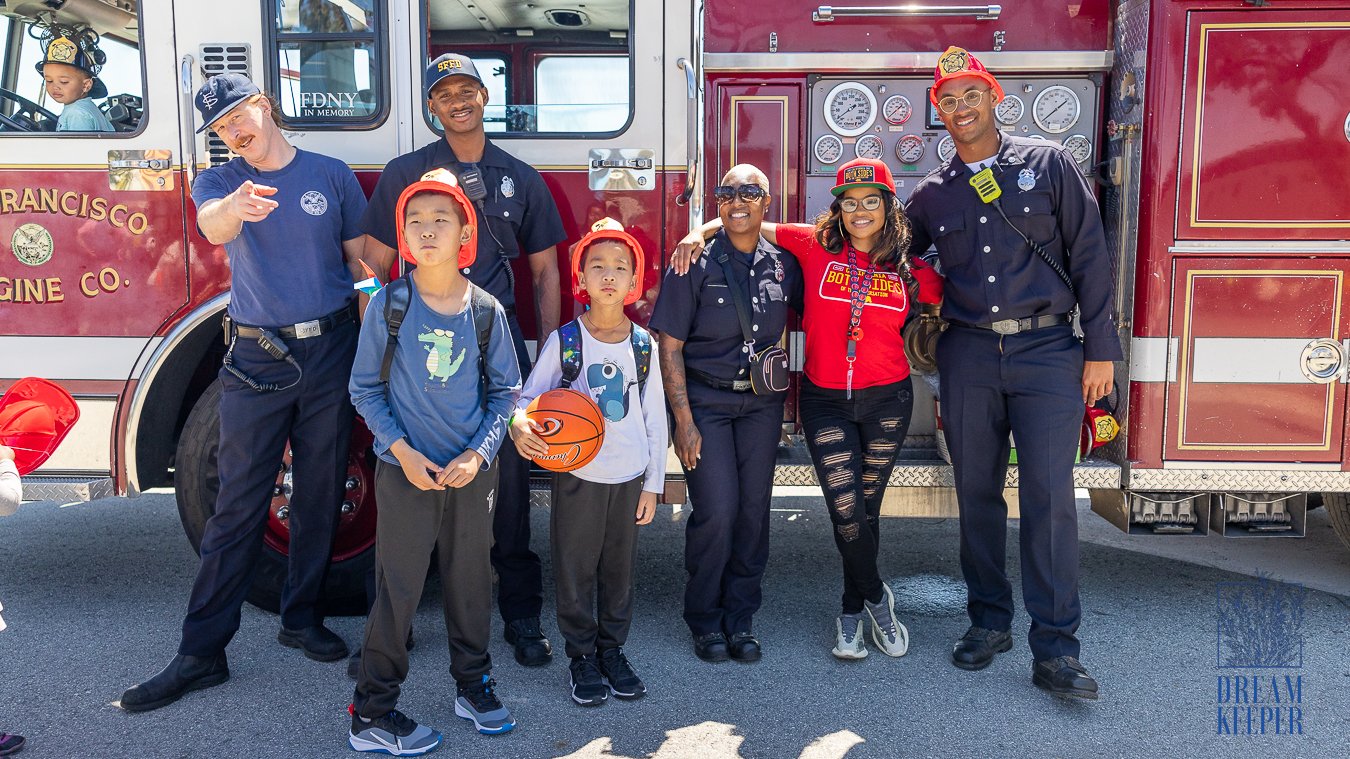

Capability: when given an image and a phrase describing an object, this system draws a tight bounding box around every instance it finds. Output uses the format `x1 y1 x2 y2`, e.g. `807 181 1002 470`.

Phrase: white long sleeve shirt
516 321 667 492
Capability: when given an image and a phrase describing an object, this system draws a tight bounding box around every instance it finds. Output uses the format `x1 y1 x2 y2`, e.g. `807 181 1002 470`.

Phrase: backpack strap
629 323 652 396
469 284 496 408
557 320 583 389
379 278 411 385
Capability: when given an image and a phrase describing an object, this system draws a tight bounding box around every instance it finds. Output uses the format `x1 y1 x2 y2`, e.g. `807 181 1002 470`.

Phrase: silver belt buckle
991 319 1020 335
732 379 753 392
293 319 322 339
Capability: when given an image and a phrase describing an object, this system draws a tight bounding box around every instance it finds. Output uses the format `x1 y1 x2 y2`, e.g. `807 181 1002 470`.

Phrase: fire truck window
424 0 632 137
0 9 146 135
269 0 385 127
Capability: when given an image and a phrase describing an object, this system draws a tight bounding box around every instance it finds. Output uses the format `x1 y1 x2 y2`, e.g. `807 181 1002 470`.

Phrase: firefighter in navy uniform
359 54 566 670
905 48 1121 699
650 164 803 663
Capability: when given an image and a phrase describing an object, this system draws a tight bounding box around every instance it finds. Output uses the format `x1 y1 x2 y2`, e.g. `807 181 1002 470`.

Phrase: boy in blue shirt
511 219 666 706
36 35 114 132
348 169 521 754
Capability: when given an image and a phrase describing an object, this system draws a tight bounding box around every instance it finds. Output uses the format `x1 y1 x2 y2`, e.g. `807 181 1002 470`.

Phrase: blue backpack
557 319 652 395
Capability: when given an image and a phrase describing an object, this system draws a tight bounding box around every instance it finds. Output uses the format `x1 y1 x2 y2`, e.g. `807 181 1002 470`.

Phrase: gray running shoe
455 676 515 734
831 613 868 660
348 708 441 756
864 583 910 657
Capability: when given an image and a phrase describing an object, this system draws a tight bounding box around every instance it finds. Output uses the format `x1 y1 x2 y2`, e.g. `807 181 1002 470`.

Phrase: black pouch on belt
715 250 790 395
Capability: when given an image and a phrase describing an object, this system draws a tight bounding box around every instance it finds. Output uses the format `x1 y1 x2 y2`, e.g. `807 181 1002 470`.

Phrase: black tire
1322 493 1350 552
174 380 375 616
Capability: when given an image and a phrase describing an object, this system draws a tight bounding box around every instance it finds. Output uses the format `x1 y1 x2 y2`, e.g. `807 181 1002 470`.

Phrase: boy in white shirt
511 219 666 706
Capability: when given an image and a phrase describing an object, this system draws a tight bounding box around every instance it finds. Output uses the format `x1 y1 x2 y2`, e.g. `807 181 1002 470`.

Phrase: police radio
968 168 1074 293
457 165 488 203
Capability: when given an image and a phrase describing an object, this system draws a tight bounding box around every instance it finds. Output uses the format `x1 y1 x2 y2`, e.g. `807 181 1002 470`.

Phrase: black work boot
120 653 230 712
504 617 553 667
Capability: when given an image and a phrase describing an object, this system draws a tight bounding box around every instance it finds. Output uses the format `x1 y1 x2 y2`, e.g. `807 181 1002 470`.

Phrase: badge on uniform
1017 168 1036 192
501 175 515 198
774 258 784 283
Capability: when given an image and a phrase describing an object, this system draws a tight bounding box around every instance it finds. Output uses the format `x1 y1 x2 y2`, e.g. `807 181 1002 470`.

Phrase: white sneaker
864 583 910 657
831 614 868 660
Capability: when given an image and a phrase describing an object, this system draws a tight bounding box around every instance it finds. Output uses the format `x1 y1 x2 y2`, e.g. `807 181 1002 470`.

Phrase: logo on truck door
10 223 53 266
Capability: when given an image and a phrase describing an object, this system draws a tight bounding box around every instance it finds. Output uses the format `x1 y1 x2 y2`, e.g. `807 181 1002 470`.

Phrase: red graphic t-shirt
775 224 943 390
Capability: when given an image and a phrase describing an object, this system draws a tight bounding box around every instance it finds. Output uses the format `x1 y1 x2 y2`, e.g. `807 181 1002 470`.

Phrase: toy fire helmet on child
34 26 109 99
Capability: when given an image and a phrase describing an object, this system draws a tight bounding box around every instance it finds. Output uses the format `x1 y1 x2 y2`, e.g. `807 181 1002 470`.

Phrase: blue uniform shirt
905 134 1123 362
56 97 114 132
361 139 566 311
650 231 803 382
349 277 521 468
193 149 364 326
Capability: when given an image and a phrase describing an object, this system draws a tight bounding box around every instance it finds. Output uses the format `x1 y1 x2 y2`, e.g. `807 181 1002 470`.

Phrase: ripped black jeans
800 377 914 614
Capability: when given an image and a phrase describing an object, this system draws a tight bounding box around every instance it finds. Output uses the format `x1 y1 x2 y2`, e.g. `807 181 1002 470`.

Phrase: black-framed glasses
839 195 884 213
937 89 989 114
713 184 769 204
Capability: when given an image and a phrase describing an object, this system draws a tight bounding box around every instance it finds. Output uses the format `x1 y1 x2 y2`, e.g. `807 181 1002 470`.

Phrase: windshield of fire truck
424 0 631 136
0 2 144 134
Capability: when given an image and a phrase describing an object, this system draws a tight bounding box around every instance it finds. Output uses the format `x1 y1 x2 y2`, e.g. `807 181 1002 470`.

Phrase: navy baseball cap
424 54 483 98
193 73 261 133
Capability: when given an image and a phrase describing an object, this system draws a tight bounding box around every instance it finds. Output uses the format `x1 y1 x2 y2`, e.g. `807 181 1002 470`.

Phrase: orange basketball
524 388 606 472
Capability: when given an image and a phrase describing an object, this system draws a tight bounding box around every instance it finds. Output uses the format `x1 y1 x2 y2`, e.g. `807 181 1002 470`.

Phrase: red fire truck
2 0 1347 611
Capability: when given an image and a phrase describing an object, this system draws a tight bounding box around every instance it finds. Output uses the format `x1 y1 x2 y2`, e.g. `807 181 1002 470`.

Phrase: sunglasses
839 195 884 213
937 89 990 114
713 184 769 204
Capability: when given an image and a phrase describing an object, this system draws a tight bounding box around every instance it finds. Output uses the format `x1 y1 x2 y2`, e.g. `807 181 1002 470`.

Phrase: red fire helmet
570 217 646 306
0 378 80 475
930 46 1005 106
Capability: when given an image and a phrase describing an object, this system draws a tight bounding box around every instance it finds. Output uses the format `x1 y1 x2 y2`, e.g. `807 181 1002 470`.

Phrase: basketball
524 388 606 472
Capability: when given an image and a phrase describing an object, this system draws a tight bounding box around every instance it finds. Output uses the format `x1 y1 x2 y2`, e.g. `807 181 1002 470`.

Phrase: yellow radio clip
969 167 1002 204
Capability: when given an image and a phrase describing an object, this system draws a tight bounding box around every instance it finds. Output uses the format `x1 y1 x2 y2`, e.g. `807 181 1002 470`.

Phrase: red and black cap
831 158 896 196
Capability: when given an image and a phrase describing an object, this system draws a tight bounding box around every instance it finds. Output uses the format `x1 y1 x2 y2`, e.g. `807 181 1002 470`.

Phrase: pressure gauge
854 135 884 160
895 134 925 164
882 95 912 125
1032 85 1081 134
995 94 1024 126
823 81 877 137
937 134 956 163
814 134 844 164
1063 134 1093 164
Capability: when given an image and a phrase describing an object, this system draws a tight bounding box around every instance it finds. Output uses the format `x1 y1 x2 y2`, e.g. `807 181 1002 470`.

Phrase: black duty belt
688 367 753 393
231 302 357 340
949 313 1071 335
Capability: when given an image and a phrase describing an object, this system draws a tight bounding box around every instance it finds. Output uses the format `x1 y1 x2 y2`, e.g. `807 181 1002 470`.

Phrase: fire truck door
0 0 189 475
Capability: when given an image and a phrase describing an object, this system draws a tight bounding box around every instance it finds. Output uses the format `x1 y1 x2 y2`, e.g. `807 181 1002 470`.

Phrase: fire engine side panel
1176 9 1350 240
704 1 1110 54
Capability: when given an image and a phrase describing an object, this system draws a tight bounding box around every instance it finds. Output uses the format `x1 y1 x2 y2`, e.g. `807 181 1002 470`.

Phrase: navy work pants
681 381 784 636
491 313 544 623
180 320 357 657
936 324 1084 661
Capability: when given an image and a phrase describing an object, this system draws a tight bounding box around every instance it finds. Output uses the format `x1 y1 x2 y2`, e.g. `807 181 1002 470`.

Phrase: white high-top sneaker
864 583 910 657
832 613 868 660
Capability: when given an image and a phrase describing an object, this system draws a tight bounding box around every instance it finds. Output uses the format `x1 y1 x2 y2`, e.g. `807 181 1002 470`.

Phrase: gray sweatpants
354 458 497 718
551 473 644 659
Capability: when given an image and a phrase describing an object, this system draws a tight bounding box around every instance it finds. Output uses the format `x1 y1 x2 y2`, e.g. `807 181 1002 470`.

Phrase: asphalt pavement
0 491 1346 758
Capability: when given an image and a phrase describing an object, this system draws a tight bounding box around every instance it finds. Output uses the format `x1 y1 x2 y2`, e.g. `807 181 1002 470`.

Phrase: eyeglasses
937 89 989 114
713 184 768 204
839 195 884 213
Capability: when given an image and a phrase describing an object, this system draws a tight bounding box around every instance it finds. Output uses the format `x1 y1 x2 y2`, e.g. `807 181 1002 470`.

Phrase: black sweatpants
800 377 913 614
179 320 356 657
551 473 644 659
354 459 497 718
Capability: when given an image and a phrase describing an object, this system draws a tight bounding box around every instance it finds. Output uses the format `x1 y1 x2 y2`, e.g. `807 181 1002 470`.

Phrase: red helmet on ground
929 46 1005 106
0 378 80 475
394 168 479 268
569 217 646 306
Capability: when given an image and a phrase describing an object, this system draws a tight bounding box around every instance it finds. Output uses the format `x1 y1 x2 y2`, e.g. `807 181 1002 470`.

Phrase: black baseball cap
193 73 261 133
424 54 483 98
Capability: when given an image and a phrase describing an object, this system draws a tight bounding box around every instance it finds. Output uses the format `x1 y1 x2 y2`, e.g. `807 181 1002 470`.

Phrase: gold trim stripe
729 95 790 223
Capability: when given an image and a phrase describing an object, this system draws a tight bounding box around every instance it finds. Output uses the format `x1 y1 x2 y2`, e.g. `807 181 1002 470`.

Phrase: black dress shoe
1033 656 1099 700
505 617 553 667
952 626 1012 670
693 632 729 662
727 632 762 662
278 624 349 662
120 653 229 712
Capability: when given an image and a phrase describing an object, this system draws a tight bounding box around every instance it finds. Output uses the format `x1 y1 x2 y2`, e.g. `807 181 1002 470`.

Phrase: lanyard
844 243 876 399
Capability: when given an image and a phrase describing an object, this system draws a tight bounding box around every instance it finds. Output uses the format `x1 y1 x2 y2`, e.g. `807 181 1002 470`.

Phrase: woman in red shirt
673 158 942 661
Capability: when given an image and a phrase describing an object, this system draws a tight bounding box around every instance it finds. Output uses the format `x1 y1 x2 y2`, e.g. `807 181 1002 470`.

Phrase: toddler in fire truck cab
35 33 114 133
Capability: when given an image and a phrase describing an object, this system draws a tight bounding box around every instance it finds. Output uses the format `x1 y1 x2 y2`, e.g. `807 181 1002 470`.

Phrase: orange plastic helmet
569 217 646 306
0 378 80 475
394 168 479 268
930 46 1005 106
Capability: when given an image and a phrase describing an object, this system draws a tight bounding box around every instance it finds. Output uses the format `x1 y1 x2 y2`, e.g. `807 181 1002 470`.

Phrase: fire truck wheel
173 380 378 616
1322 493 1350 552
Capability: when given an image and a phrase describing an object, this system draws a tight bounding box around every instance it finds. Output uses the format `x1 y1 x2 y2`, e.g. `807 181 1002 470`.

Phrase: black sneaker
348 707 441 755
597 648 646 700
568 655 609 706
504 617 553 667
454 675 516 734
